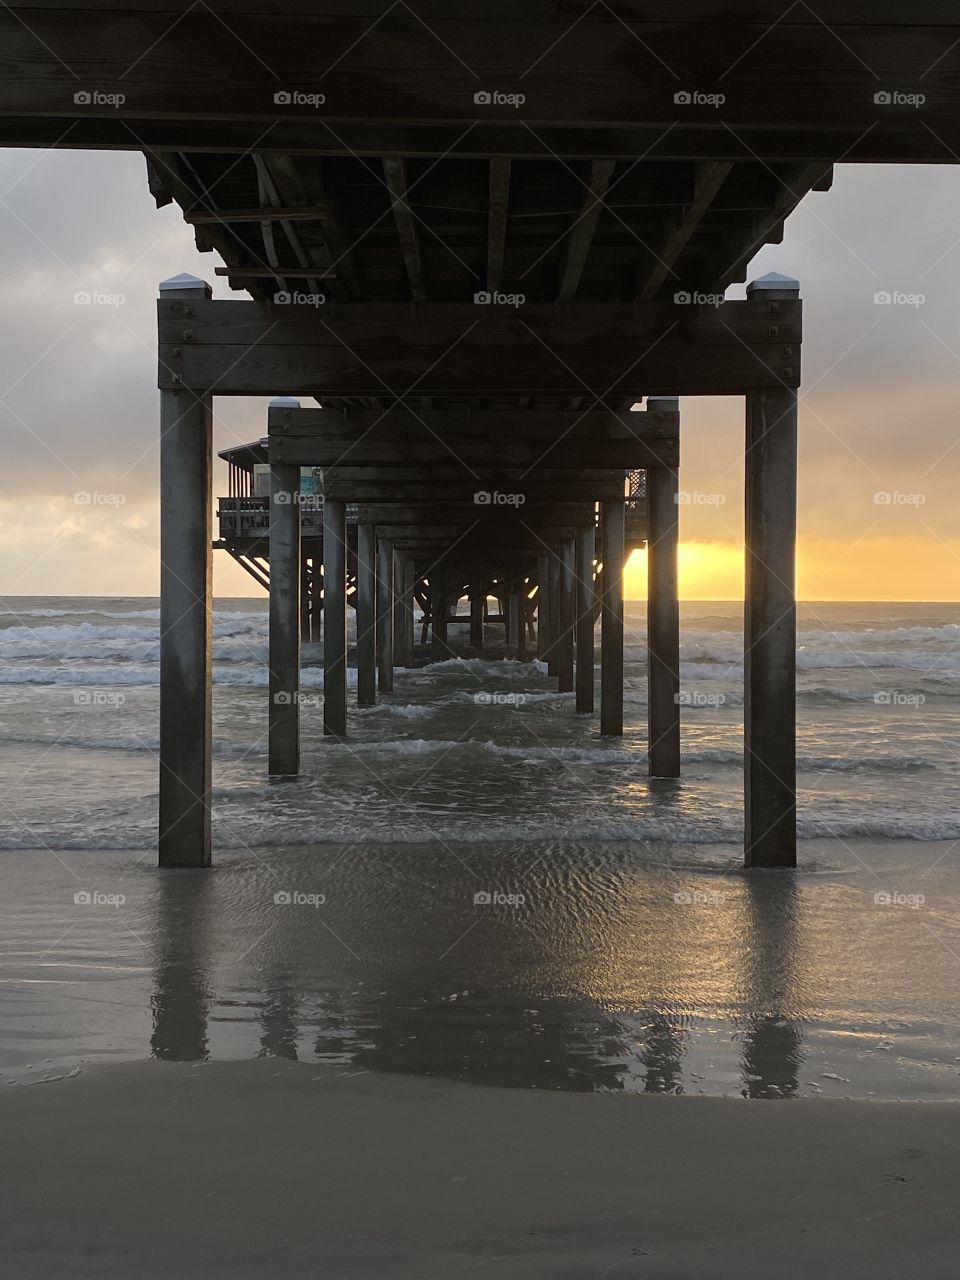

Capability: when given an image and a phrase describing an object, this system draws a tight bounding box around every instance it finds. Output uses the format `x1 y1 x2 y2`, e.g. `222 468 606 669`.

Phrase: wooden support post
547 554 560 677
470 563 484 652
392 550 406 670
356 523 376 706
310 556 322 643
600 499 625 736
557 541 575 692
377 538 395 692
158 275 213 869
507 589 521 649
575 523 596 714
744 273 800 868
647 407 681 776
322 498 347 737
431 561 447 658
517 580 529 661
536 553 550 660
268 461 301 776
403 558 416 664
299 555 310 643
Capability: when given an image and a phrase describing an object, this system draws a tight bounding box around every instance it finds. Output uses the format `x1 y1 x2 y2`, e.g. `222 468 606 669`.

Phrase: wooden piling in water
356 523 377 706
158 275 213 869
600 499 625 736
322 498 348 737
575 522 595 714
268 460 301 776
743 275 799 868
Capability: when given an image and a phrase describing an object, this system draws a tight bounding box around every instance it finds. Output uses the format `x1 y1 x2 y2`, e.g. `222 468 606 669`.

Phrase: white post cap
159 272 210 292
269 397 302 409
746 271 800 296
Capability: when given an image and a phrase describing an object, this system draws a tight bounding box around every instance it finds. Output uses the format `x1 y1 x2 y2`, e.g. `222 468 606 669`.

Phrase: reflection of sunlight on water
5 839 960 1099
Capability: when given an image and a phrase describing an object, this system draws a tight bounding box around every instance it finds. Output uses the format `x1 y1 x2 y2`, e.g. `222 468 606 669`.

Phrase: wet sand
3 1059 960 1278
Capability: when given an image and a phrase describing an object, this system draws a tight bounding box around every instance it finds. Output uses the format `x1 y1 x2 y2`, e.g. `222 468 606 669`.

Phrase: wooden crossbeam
637 161 733 301
271 431 675 470
5 6 960 165
558 160 617 302
322 470 627 503
383 156 426 302
354 502 594 525
159 298 799 396
706 163 833 288
268 406 678 440
486 159 511 295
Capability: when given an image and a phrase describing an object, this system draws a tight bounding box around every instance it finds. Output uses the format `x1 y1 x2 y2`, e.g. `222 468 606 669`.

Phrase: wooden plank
270 432 676 469
159 299 800 349
10 2 960 20
637 161 733 301
486 159 511 296
354 503 594 525
558 161 617 303
161 342 794 396
4 11 960 141
5 114 955 165
382 156 426 302
269 405 679 441
321 473 626 503
705 163 833 288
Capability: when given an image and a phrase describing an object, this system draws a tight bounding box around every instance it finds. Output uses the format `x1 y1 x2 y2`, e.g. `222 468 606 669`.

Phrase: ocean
2 596 959 1098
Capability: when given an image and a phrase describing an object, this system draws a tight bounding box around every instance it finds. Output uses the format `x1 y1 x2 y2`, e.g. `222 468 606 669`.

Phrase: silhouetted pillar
507 587 521 649
575 522 595 714
744 273 800 868
158 273 213 868
547 553 560 677
536 552 550 659
470 562 484 651
431 561 447 658
377 538 395 692
402 558 416 663
323 498 347 737
600 499 625 736
356 523 376 706
647 437 681 777
392 550 406 669
557 540 575 692
268 461 301 776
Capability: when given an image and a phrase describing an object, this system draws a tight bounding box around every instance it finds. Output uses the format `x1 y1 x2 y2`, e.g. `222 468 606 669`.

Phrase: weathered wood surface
160 298 798 395
321 470 626 503
271 433 676 470
5 7 960 167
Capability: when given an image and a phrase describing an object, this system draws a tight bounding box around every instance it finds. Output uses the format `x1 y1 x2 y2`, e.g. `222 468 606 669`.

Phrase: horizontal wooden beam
159 298 799 396
322 470 627 503
213 266 336 279
4 8 960 161
4 117 953 164
355 503 594 525
269 405 678 440
271 432 676 470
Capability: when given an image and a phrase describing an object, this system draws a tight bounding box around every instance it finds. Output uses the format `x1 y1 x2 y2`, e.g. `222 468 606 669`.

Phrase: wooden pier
5 2 956 870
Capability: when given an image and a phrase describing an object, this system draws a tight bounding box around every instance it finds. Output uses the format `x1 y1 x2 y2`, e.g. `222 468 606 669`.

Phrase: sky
0 149 958 601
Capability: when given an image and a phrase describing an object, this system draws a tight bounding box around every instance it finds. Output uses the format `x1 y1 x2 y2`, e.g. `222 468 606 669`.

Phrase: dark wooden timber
646 458 681 778
377 538 395 693
356 523 377 707
158 382 213 868
322 497 347 737
600 499 625 737
268 462 301 775
575 523 596 715
743 288 799 866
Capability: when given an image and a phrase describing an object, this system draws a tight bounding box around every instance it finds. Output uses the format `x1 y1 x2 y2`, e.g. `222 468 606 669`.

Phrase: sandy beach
3 1058 959 1278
